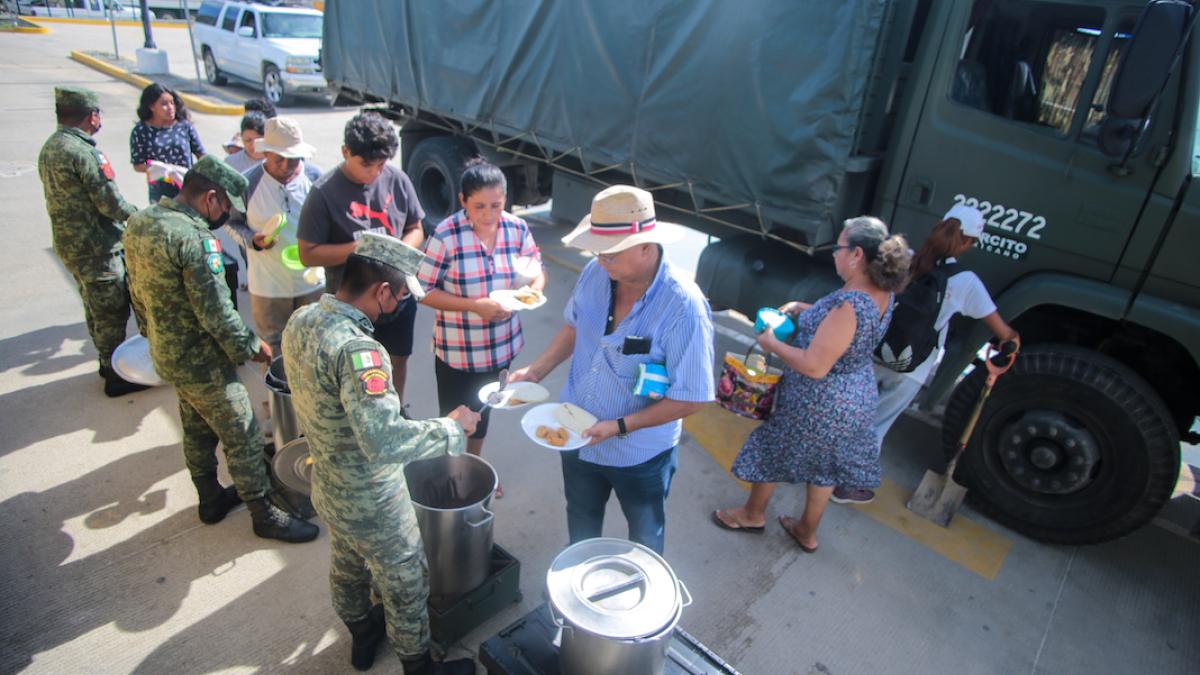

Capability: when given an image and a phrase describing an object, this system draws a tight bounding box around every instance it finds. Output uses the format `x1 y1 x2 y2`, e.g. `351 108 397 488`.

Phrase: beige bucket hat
562 185 681 254
254 117 315 159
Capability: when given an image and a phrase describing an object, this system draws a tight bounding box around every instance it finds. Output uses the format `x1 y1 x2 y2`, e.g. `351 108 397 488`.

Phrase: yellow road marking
69 51 244 116
685 403 1012 580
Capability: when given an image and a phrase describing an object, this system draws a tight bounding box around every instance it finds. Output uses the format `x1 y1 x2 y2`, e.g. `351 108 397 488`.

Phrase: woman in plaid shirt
418 159 546 497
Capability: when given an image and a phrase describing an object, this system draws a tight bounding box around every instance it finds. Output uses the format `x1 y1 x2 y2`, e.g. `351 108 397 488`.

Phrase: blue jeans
559 447 678 554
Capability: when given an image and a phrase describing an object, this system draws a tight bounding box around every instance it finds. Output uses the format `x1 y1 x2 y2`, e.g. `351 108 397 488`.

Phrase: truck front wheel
941 344 1179 544
405 136 479 229
263 65 291 107
203 48 226 86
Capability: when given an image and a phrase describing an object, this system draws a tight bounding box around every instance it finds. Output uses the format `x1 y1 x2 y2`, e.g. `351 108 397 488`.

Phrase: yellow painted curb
26 16 186 28
68 50 244 116
684 402 1013 579
0 19 49 33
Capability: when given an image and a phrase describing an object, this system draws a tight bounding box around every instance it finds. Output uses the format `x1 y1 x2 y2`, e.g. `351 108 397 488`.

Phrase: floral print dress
731 289 892 487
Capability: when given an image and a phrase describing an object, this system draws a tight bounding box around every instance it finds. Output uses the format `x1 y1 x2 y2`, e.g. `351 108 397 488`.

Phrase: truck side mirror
237 25 255 38
1099 0 1193 159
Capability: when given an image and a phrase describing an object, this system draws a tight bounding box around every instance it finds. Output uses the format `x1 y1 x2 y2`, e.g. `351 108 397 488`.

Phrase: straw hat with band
254 117 315 159
562 185 680 254
352 232 427 301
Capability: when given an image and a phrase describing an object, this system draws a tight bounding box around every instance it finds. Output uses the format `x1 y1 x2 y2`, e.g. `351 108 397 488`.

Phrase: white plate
476 380 550 409
520 403 590 451
489 288 548 311
111 335 164 386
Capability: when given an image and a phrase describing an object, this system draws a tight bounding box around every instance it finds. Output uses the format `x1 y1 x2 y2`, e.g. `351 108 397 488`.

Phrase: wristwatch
616 417 629 438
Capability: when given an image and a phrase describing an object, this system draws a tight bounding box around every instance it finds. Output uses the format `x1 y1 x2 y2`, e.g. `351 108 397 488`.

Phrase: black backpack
875 261 960 372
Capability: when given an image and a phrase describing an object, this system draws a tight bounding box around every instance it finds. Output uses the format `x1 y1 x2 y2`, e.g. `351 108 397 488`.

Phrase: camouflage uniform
37 88 139 369
124 191 270 502
283 237 464 658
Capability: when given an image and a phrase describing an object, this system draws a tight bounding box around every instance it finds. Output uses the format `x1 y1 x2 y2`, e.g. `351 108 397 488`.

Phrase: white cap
943 204 985 237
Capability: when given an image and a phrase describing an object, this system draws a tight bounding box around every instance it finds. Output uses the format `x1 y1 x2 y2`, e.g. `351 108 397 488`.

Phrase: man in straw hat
37 86 148 397
510 185 715 554
283 232 479 674
226 116 325 358
124 156 318 544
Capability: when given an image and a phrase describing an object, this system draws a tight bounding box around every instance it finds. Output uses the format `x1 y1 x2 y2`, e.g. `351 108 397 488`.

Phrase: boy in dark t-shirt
298 112 425 402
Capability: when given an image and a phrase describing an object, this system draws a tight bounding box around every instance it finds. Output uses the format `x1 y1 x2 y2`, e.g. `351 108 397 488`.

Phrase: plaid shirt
418 210 541 371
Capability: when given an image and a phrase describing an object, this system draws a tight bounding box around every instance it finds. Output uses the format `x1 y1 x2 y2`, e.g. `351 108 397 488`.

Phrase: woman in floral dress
713 217 911 552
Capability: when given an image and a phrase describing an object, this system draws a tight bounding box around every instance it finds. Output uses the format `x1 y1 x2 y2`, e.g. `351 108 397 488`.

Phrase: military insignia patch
206 253 224 274
203 239 223 254
351 350 383 371
359 368 389 396
96 151 115 180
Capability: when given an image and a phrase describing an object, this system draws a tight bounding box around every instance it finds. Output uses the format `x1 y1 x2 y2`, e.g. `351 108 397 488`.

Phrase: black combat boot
247 497 319 543
191 473 243 524
345 604 386 671
100 364 151 397
400 650 475 675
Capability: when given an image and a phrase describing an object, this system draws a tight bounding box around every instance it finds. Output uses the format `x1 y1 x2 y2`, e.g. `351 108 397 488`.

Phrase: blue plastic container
754 307 796 342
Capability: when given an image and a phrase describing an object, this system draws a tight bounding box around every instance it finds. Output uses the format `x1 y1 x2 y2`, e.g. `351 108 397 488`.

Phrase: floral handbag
716 345 781 420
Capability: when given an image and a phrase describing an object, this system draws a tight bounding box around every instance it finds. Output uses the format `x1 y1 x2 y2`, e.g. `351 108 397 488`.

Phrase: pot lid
272 438 312 497
546 538 680 639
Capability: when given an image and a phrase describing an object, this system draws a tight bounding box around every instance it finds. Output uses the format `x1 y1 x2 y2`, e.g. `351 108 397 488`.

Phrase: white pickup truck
193 0 325 106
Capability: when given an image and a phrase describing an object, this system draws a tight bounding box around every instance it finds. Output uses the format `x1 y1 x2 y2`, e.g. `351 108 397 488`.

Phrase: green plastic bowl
280 244 305 271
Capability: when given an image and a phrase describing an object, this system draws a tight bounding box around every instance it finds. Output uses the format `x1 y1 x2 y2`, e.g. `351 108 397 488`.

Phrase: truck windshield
261 13 322 39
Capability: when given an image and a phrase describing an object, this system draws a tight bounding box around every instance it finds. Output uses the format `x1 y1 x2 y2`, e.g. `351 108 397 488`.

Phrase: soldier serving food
282 232 480 674
124 156 317 543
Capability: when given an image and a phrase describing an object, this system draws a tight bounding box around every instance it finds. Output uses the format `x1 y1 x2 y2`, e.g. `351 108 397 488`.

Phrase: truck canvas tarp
322 0 887 244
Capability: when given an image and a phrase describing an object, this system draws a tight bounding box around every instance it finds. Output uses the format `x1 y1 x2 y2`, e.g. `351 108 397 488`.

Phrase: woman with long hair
130 83 206 204
416 158 546 498
714 217 911 552
831 205 1020 505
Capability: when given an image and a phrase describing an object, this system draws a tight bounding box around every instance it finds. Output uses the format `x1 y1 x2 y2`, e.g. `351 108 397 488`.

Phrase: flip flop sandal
712 509 765 534
778 515 819 553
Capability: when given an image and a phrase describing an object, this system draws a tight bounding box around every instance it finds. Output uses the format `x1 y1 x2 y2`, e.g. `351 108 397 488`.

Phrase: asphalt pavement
1 22 1197 675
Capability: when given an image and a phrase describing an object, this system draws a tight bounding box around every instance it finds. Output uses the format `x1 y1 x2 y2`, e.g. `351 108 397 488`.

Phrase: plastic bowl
754 307 796 342
280 244 305 271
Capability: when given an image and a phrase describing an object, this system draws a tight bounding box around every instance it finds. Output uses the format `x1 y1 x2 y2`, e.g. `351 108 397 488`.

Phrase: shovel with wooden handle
906 341 1018 527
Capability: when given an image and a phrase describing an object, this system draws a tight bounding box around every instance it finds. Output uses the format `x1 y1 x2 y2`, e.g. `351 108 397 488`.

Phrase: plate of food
490 286 547 311
477 380 550 409
520 402 597 450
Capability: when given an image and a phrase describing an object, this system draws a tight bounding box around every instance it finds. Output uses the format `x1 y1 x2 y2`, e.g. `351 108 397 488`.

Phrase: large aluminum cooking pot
404 454 497 599
265 356 302 449
547 538 692 675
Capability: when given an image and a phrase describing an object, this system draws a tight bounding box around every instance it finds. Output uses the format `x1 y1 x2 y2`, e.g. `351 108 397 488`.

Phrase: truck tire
405 136 479 229
202 48 226 86
941 344 1179 545
263 65 291 107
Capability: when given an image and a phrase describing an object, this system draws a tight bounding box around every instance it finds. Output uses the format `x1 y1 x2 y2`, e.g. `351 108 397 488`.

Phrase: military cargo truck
321 0 1198 544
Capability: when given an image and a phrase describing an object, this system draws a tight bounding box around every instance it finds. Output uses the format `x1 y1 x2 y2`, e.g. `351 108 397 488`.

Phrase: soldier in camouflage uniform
282 232 479 674
124 155 317 543
37 86 148 397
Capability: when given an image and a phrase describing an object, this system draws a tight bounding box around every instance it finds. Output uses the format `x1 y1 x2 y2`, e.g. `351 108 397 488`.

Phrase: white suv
193 0 325 106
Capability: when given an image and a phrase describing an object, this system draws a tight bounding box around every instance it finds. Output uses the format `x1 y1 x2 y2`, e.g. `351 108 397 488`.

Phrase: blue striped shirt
562 257 715 467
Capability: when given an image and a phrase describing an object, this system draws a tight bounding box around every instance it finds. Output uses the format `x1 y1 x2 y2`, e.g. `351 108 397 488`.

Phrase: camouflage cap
55 86 99 111
354 232 427 300
187 155 249 212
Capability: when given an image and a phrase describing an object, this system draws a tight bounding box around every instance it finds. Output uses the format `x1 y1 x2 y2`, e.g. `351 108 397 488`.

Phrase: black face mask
207 211 230 230
374 285 409 325
204 196 231 230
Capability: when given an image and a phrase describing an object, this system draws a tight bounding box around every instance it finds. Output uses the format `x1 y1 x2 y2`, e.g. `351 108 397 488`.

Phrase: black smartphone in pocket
622 335 652 355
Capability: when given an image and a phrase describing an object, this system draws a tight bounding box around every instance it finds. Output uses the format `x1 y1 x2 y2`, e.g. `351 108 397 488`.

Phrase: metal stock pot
547 538 692 675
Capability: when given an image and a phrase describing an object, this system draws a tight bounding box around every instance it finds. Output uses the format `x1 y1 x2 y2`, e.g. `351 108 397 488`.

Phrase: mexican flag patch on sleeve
351 350 383 371
203 239 222 254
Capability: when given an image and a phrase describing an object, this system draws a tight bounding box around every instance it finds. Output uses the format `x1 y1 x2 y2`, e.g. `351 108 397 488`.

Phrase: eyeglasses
388 282 411 302
829 244 853 254
596 251 623 264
